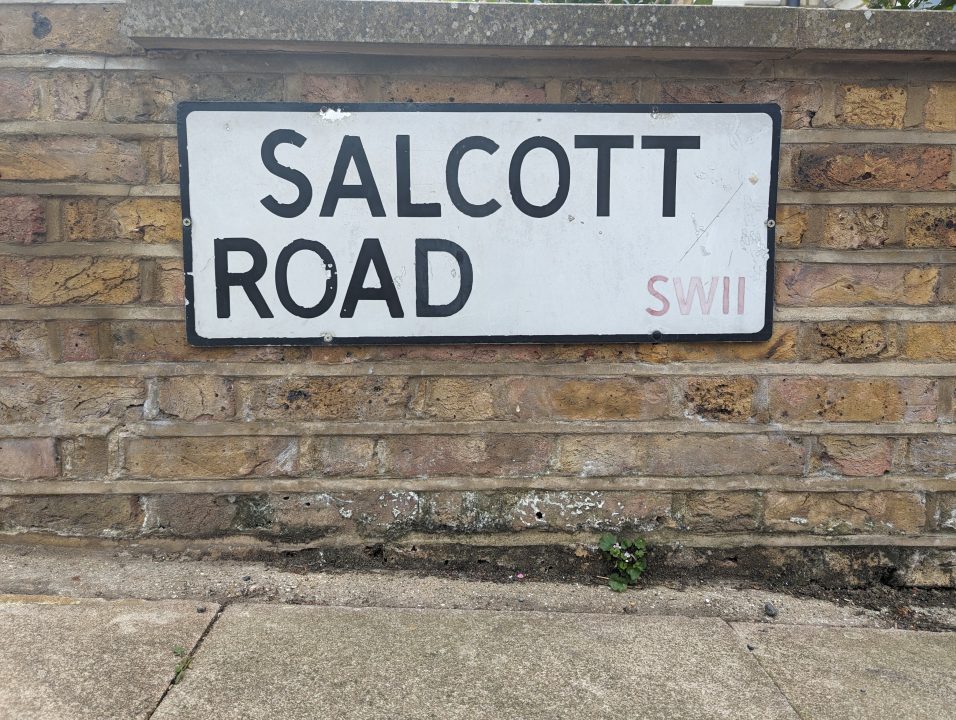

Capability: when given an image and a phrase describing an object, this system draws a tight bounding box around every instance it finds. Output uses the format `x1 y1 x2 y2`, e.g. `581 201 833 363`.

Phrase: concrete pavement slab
0 596 218 720
153 605 798 720
1 545 920 630
733 623 956 720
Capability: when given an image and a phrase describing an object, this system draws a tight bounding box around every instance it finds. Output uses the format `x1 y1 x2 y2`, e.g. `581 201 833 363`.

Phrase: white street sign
178 103 779 345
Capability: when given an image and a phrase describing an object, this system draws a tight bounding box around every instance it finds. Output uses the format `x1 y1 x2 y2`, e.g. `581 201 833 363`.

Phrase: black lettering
574 134 634 217
397 135 441 217
509 136 571 218
320 136 386 217
214 237 273 319
415 238 473 318
340 238 403 318
275 239 337 318
641 135 701 218
260 129 313 219
446 136 501 218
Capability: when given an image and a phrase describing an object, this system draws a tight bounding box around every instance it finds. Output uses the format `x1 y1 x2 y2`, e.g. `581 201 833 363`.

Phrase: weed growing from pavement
172 645 191 684
599 533 647 592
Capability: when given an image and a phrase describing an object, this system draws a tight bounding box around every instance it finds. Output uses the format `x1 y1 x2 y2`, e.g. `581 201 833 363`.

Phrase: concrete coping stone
125 0 956 59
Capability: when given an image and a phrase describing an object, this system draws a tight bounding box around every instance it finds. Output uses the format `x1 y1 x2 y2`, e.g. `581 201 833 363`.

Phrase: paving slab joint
145 603 227 720
728 621 808 720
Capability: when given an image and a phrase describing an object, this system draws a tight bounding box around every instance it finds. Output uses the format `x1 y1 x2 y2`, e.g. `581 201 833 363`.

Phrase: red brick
378 435 552 478
58 321 100 361
0 71 40 119
815 436 895 477
125 437 299 479
769 378 936 422
554 434 804 477
662 80 820 129
0 197 45 244
776 263 938 307
0 438 56 479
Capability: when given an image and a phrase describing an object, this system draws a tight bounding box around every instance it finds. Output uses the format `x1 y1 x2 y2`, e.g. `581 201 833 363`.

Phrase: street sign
178 103 779 346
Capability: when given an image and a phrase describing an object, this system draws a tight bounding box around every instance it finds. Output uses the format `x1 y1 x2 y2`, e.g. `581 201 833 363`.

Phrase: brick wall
0 2 954 586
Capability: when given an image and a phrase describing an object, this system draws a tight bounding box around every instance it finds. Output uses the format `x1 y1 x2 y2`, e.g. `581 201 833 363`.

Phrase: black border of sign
177 101 780 347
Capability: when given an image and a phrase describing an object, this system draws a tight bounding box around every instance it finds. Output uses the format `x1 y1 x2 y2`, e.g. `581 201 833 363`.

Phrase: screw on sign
178 103 779 345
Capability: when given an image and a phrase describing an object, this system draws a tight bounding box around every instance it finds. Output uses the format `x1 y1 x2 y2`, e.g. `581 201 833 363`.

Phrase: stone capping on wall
125 0 956 59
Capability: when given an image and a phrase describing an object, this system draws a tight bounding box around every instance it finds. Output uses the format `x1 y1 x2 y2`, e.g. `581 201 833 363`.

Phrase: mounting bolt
765 219 776 228
182 218 192 227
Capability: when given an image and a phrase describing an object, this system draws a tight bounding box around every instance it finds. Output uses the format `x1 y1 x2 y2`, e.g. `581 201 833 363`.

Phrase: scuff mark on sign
680 181 745 262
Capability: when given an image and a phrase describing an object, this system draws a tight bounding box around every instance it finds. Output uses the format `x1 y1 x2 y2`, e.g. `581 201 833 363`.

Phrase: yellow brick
840 85 906 129
925 84 956 131
154 258 184 305
64 198 182 243
0 137 145 183
0 257 139 305
905 208 956 248
764 492 925 535
157 377 235 420
901 324 956 361
0 5 132 55
775 206 808 247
